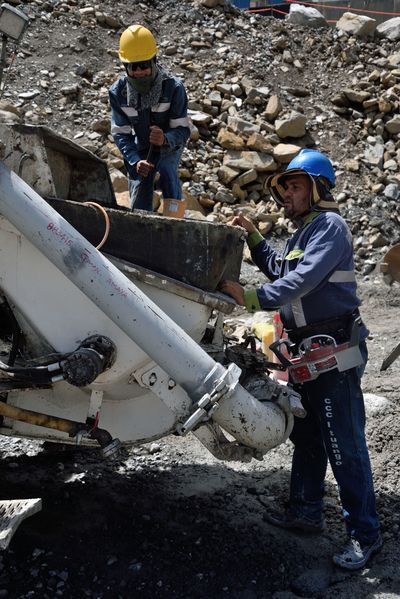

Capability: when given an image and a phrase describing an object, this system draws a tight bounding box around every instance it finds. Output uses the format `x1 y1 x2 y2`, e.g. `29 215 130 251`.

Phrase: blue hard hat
286 149 335 187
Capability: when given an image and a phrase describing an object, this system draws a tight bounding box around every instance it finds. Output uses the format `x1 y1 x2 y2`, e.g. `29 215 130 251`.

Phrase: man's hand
149 125 165 146
219 280 245 305
229 212 257 234
136 160 154 177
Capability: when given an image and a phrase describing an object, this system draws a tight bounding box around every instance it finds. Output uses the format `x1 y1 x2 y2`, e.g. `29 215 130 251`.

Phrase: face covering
126 74 155 94
126 61 157 94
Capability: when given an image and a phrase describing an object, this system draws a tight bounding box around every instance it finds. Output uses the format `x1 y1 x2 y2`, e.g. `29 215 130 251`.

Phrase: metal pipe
0 400 119 457
0 401 80 434
0 161 290 453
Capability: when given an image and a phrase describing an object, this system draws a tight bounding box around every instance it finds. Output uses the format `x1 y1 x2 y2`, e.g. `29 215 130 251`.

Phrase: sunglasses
126 61 152 72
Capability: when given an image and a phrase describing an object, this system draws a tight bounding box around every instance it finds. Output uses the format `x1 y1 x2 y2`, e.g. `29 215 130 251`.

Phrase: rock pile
0 0 400 276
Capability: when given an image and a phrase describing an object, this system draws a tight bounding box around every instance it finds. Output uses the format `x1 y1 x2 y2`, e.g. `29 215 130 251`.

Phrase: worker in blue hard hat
267 147 336 211
220 149 382 571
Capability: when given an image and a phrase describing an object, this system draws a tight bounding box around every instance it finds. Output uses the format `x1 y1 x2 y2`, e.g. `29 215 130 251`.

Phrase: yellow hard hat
119 25 158 63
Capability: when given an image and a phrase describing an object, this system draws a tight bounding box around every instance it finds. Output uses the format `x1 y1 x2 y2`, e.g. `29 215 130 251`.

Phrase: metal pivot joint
61 335 116 387
178 363 241 435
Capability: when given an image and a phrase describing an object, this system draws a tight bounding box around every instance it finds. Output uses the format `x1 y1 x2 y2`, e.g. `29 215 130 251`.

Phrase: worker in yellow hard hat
109 25 190 211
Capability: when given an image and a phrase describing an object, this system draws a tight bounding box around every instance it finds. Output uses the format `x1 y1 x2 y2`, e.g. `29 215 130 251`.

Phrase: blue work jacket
244 211 368 339
109 74 190 177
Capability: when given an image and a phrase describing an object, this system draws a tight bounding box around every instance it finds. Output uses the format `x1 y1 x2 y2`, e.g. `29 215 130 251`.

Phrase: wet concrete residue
63 243 86 273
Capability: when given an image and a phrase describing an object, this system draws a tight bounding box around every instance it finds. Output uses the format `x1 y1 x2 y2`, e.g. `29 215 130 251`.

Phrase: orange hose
83 202 110 250
272 7 289 14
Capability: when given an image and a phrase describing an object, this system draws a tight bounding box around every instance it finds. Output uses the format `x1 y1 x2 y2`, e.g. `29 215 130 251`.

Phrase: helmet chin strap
305 175 325 213
298 178 315 217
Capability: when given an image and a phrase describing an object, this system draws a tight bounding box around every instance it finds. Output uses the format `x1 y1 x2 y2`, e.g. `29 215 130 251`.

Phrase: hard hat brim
119 51 157 63
264 169 319 206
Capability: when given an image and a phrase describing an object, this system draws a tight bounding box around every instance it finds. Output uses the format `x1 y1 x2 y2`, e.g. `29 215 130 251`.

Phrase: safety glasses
126 61 152 72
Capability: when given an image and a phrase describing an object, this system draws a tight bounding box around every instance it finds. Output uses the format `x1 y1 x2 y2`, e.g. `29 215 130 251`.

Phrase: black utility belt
286 310 361 345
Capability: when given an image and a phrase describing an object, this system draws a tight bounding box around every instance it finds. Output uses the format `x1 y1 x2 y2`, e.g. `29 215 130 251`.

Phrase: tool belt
270 312 364 384
285 309 361 345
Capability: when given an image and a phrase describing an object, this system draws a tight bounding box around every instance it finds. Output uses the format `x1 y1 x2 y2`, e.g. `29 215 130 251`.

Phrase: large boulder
227 116 260 136
246 133 273 153
376 17 400 41
275 111 307 139
287 4 328 29
273 143 302 163
223 150 277 172
336 12 376 37
217 128 246 150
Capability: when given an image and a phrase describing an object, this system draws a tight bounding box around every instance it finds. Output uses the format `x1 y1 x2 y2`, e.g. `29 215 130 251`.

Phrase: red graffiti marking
80 252 102 276
106 277 128 298
47 222 73 247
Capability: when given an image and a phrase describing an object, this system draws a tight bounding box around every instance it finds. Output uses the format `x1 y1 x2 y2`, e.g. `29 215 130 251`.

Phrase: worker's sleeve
109 89 140 171
247 231 283 282
254 218 348 311
164 81 190 149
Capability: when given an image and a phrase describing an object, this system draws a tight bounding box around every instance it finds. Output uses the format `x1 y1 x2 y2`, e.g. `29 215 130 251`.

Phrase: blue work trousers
128 146 184 211
289 341 380 543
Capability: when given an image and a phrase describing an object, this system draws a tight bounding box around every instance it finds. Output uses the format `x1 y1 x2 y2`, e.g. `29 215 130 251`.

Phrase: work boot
263 507 325 534
333 535 383 571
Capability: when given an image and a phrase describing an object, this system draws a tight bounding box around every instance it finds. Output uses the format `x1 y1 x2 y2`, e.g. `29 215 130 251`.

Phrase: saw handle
269 339 294 368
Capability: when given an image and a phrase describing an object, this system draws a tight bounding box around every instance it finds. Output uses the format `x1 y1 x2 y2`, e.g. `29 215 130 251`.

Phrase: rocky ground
1 0 400 598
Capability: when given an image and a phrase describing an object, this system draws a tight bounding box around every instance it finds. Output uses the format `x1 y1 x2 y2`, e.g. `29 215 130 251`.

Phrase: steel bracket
132 362 191 418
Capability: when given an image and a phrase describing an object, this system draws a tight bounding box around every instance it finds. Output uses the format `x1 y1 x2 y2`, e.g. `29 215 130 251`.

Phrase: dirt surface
0 276 399 599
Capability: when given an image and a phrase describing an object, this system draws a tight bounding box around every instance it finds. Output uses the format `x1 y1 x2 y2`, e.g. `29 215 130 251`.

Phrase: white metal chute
0 160 297 456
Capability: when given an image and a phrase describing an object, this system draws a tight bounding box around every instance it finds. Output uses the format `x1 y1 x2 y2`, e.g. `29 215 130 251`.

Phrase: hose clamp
177 363 241 435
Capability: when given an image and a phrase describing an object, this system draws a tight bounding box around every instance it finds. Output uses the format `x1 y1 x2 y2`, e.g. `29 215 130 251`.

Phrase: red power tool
269 319 363 384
